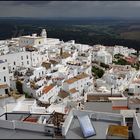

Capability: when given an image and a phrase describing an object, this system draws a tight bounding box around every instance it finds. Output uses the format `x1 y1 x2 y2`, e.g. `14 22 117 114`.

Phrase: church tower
41 29 47 38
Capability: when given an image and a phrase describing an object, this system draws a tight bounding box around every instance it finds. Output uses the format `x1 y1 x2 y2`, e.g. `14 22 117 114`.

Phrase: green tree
113 58 130 65
114 53 124 59
100 62 109 69
16 80 23 94
92 66 105 78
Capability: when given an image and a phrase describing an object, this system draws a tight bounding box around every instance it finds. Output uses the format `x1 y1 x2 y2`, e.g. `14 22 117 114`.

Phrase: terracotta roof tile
64 73 89 84
42 62 51 69
112 106 128 110
0 84 8 89
49 60 59 65
107 125 128 138
69 88 77 94
58 90 69 99
42 84 55 94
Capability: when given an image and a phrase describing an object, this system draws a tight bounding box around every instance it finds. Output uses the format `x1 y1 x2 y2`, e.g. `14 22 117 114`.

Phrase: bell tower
41 29 47 38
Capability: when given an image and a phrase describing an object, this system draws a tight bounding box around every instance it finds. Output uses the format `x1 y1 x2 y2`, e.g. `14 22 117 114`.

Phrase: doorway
5 88 9 94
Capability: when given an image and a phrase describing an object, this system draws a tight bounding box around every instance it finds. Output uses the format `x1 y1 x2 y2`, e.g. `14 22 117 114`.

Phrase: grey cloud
0 1 51 7
11 1 51 6
0 1 140 18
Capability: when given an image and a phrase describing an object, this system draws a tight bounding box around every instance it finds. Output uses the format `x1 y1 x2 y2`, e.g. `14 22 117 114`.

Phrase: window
26 55 28 59
4 76 6 82
21 56 23 60
22 62 24 65
27 61 29 65
39 41 41 44
3 67 5 70
14 61 16 65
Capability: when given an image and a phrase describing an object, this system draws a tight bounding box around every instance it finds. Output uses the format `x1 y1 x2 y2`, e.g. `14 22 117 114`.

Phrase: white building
128 83 140 95
0 50 48 72
62 73 93 95
23 66 47 98
0 40 9 55
19 34 45 48
106 45 137 57
39 84 60 104
0 60 10 95
96 50 112 64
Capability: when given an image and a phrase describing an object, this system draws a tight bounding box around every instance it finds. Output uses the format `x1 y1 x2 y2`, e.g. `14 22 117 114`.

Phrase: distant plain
1 18 140 50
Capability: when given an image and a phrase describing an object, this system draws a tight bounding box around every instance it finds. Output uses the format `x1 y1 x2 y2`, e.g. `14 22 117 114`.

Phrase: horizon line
1 16 140 20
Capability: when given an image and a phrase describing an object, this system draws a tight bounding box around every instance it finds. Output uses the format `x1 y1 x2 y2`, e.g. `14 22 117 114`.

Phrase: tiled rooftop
0 84 8 89
112 106 128 110
129 97 140 104
69 88 77 94
42 84 55 94
65 73 89 84
58 90 69 99
107 125 129 138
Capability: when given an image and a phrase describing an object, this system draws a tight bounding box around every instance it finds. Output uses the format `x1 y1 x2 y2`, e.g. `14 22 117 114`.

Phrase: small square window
21 56 23 60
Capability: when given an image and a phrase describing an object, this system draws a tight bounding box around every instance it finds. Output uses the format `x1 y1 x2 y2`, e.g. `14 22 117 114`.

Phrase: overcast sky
0 1 140 18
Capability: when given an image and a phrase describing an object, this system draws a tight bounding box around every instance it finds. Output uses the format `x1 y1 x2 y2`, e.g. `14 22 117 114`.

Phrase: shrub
24 92 32 98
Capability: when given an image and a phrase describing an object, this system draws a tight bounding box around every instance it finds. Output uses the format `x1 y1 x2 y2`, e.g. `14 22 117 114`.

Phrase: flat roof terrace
84 102 120 114
66 117 121 139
